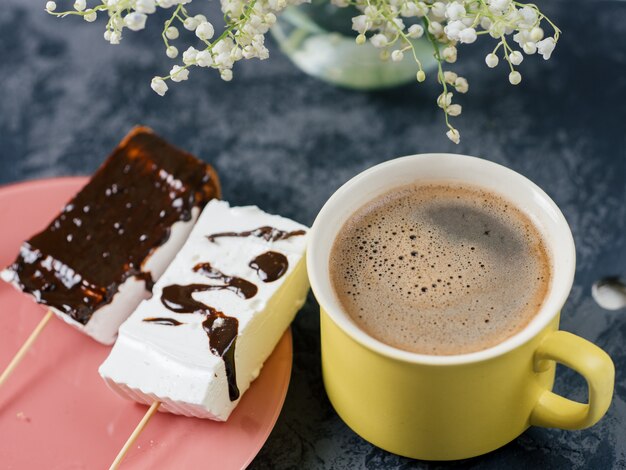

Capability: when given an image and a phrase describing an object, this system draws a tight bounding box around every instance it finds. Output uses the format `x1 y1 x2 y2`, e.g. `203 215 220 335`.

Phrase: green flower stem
500 35 515 72
50 3 107 18
161 5 184 49
423 16 454 132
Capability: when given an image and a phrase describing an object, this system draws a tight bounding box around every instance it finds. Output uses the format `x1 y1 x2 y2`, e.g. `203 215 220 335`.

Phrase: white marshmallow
99 200 309 421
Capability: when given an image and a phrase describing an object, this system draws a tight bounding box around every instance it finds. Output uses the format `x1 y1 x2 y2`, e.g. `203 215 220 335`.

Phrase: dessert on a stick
0 126 220 387
99 200 309 467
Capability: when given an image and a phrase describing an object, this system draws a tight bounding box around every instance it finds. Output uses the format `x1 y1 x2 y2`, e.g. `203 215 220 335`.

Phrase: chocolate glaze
135 272 155 292
160 283 240 401
143 317 183 326
6 127 220 325
160 284 217 313
207 226 305 243
193 262 258 299
249 251 289 282
203 315 240 401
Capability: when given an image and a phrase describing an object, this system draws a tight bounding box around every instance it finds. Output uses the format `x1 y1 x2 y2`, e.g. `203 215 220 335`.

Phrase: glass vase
271 0 438 90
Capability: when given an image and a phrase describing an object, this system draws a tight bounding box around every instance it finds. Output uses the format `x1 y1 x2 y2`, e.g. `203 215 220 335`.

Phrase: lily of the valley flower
47 0 559 144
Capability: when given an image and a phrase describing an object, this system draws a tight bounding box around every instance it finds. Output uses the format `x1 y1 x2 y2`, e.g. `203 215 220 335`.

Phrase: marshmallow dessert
99 200 309 421
1 127 221 344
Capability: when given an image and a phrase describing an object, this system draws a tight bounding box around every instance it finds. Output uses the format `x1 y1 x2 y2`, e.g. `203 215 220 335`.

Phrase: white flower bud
220 69 233 81
400 2 419 17
74 0 86 11
165 26 179 40
407 24 424 38
428 21 443 36
509 71 522 85
84 11 97 22
196 21 215 41
196 50 213 67
264 13 276 25
431 2 446 18
184 17 198 31
364 5 378 18
443 71 457 84
242 44 255 60
352 15 368 34
444 20 463 41
166 45 178 58
446 128 460 144
182 46 198 64
530 27 544 42
522 42 537 55
135 0 156 14
488 0 510 12
391 50 404 62
151 77 168 96
231 45 244 60
356 34 366 45
447 104 462 116
416 70 426 82
415 1 429 16
442 46 457 63
124 12 147 31
454 76 469 93
370 34 388 48
104 30 111 41
445 2 465 21
518 6 537 28
170 65 189 82
537 37 556 60
458 27 477 44
509 51 523 65
485 53 499 68
194 14 207 24
437 92 453 109
214 38 234 55
109 30 121 44
46 1 57 12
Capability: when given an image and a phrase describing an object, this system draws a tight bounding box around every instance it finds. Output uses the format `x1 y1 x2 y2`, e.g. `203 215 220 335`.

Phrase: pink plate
0 177 292 469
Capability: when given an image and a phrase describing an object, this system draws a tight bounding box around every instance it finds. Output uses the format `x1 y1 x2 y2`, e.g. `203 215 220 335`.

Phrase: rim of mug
307 153 576 366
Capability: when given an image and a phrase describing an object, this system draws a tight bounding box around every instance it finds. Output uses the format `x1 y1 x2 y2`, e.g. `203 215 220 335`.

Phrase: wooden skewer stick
110 401 162 470
0 310 54 389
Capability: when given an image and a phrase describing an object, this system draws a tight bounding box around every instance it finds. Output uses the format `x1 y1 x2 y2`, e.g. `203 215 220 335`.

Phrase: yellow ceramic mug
307 154 615 461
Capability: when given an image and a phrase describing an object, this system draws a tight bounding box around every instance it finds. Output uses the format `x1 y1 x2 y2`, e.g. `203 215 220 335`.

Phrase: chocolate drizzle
159 283 240 401
6 127 220 325
143 317 183 326
249 251 289 282
160 284 218 313
135 272 155 292
207 226 305 243
203 315 240 401
151 230 296 401
192 262 258 299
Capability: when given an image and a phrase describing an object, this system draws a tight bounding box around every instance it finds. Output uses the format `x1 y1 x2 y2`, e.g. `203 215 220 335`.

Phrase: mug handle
529 331 614 430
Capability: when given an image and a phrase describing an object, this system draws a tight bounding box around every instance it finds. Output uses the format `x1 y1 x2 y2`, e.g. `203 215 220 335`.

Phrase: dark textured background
1 0 625 468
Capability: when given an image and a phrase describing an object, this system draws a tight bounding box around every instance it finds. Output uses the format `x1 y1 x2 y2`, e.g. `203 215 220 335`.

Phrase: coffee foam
329 183 552 355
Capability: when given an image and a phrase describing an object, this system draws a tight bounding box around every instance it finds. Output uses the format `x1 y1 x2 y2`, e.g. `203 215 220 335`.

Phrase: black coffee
329 183 552 355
